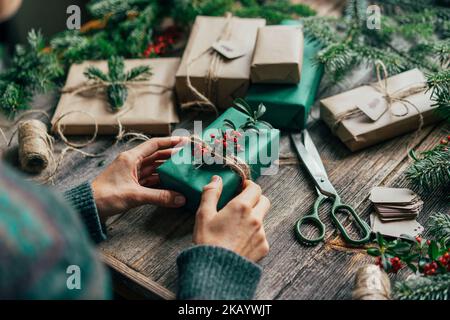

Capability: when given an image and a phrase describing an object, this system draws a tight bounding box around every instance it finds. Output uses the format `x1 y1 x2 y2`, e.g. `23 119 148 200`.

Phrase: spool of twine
18 119 53 174
352 265 391 300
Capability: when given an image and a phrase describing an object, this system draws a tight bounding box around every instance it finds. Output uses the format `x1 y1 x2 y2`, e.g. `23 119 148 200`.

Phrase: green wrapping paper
245 20 323 131
157 107 280 212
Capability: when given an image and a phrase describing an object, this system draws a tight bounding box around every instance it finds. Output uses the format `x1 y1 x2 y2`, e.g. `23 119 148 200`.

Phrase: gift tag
357 94 388 121
369 187 418 205
212 40 247 60
371 213 424 239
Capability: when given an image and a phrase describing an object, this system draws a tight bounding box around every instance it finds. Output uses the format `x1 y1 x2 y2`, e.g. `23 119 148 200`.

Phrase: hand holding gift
194 176 270 262
92 136 187 219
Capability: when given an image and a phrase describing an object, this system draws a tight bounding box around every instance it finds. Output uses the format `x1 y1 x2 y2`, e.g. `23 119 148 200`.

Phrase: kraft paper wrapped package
320 68 439 151
52 58 180 135
251 25 303 84
175 15 266 110
246 20 323 131
157 107 280 212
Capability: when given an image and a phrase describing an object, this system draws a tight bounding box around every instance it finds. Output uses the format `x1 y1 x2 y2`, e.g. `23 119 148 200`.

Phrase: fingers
140 174 160 187
141 148 180 167
197 176 223 218
129 136 187 160
252 195 271 220
136 187 186 208
230 180 262 210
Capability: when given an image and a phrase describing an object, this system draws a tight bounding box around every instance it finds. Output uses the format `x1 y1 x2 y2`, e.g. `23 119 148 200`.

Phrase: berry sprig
143 26 181 58
368 232 450 276
192 129 244 165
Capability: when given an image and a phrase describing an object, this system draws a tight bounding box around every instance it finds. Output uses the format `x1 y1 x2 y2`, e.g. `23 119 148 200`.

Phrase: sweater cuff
63 182 107 244
177 245 262 300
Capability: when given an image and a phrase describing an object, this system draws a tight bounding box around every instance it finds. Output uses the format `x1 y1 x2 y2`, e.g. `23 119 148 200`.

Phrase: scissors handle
330 197 372 246
295 193 327 246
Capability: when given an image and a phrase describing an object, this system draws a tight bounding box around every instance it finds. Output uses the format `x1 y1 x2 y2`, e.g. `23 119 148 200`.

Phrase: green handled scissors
290 131 371 246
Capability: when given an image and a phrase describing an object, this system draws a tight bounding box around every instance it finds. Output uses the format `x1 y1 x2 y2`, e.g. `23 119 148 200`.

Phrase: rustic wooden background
1 0 448 300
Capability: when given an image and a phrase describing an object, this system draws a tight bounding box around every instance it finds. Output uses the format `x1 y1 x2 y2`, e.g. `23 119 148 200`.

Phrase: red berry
415 236 422 243
444 253 449 259
210 134 215 139
441 139 448 145
427 240 431 245
233 137 238 143
223 141 228 148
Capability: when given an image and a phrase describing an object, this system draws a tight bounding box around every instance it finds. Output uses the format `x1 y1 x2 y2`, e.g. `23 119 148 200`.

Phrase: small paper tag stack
369 187 424 238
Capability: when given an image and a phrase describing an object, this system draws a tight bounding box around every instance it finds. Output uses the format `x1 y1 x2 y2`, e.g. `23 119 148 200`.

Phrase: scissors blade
290 131 337 197
303 130 328 179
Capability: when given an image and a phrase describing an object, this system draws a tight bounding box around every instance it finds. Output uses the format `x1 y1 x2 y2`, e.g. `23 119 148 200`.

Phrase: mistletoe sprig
230 99 273 133
84 56 152 111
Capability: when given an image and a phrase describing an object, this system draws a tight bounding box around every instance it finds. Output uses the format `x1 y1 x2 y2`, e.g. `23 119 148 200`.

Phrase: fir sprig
429 213 450 246
84 56 152 111
406 143 450 192
0 30 63 117
394 273 450 300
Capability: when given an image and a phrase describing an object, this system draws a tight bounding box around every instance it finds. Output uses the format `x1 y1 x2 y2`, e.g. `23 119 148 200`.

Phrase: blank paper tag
371 213 424 238
212 40 247 60
369 187 417 204
357 95 388 121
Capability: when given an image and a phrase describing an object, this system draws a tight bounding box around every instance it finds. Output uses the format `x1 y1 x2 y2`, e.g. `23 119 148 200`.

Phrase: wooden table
25 66 443 300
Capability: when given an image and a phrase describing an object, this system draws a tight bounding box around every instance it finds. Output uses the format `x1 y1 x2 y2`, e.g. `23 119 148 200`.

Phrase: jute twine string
190 135 250 186
352 265 391 300
180 12 234 115
0 110 54 178
332 61 427 148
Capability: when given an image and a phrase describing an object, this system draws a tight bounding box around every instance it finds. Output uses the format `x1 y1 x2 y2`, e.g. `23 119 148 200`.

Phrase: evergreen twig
394 273 450 300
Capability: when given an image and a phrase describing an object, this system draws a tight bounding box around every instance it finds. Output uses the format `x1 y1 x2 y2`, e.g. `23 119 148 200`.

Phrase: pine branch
0 30 63 117
429 212 450 245
427 70 450 121
406 144 450 191
84 56 151 111
394 273 450 300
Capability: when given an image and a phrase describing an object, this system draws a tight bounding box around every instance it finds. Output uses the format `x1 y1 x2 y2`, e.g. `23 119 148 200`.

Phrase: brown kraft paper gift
320 68 440 151
176 15 266 111
52 58 180 136
251 25 303 84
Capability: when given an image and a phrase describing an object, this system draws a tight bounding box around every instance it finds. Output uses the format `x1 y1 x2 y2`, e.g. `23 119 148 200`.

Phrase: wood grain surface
9 66 445 300
1 1 448 300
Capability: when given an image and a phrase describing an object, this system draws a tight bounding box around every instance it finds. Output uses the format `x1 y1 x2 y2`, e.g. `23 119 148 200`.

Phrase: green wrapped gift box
245 19 324 131
157 107 280 212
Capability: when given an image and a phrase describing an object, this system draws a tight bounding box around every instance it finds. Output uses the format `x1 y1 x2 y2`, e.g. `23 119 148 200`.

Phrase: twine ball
352 264 391 300
18 119 52 174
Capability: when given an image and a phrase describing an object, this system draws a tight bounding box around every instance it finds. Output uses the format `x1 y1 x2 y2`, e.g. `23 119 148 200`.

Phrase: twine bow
181 12 235 115
190 135 251 186
332 60 427 135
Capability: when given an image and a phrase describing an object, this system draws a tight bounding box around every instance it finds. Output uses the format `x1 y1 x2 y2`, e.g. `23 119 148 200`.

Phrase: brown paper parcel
251 25 303 84
320 68 439 151
176 16 266 110
52 58 180 135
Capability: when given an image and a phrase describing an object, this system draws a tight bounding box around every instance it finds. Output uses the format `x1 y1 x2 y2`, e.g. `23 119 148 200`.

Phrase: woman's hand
193 176 271 262
92 136 187 220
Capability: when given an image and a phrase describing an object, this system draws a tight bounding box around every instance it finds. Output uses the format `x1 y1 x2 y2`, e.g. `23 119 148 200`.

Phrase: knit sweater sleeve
63 182 107 244
176 246 262 300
